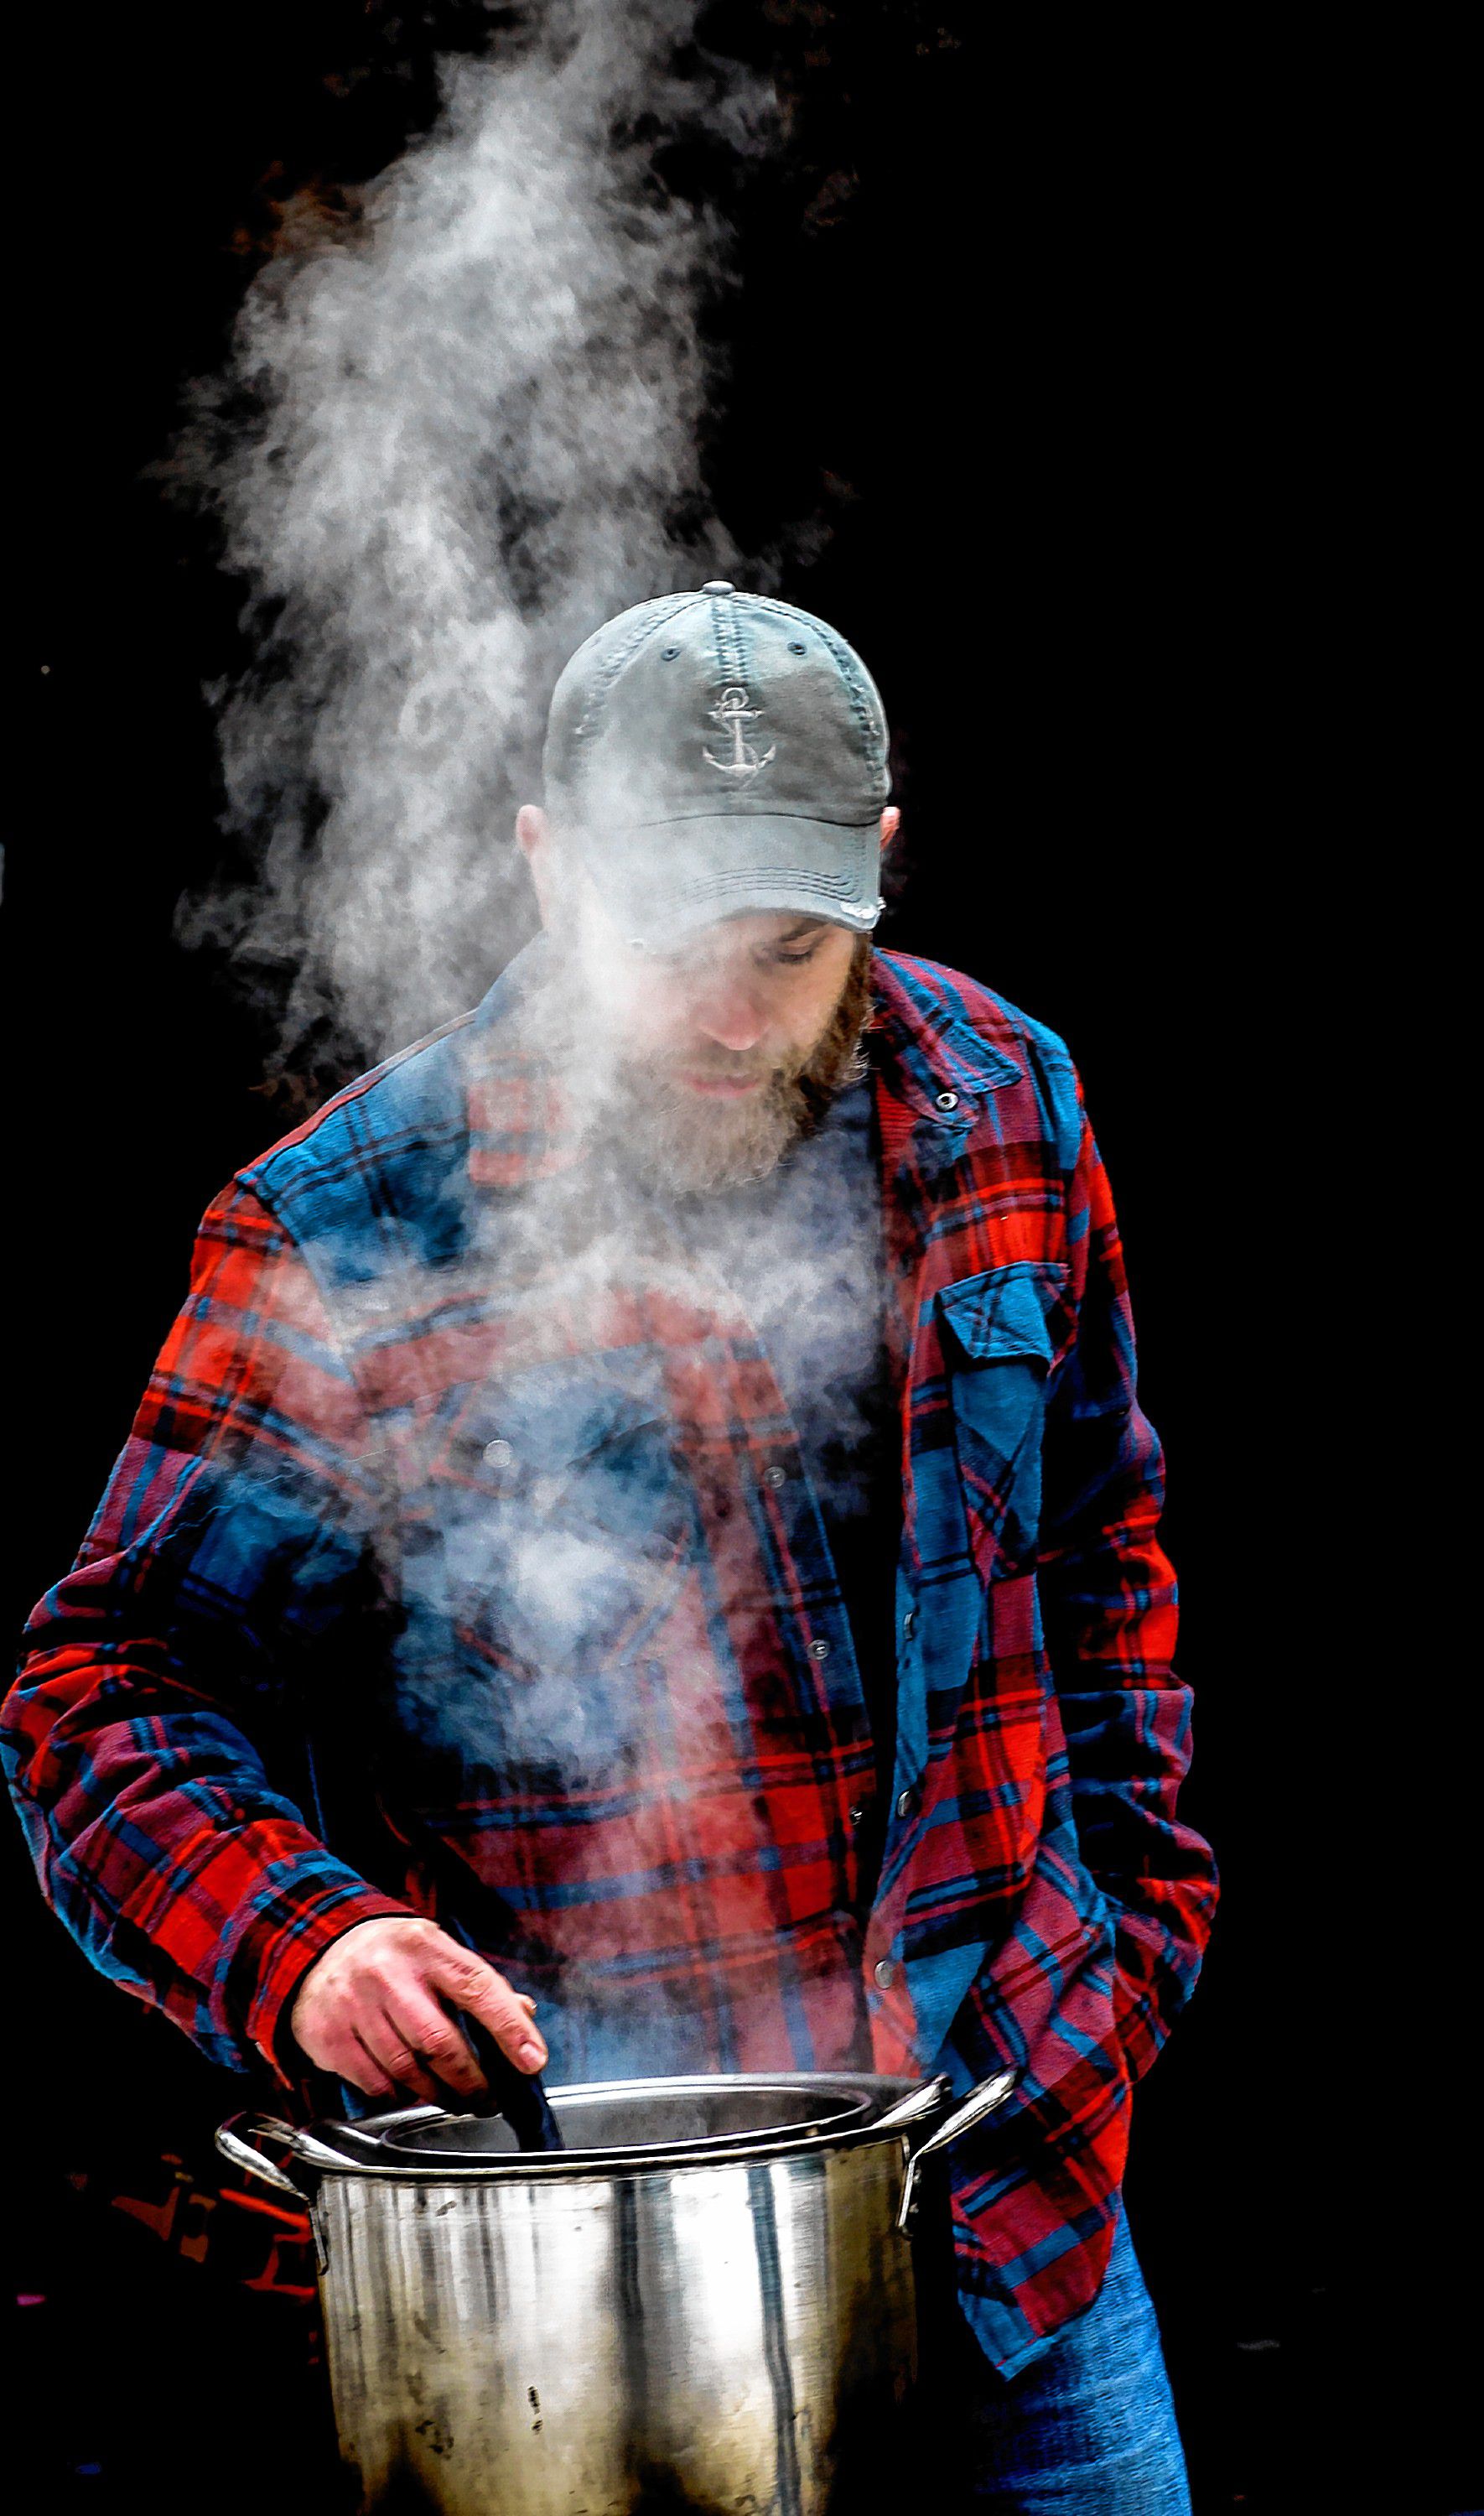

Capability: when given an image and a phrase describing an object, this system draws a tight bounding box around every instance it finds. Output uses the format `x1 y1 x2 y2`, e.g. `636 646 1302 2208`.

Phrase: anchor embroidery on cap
703 687 776 781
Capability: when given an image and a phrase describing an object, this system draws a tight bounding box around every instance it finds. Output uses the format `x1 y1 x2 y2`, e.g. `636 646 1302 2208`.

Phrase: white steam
176 0 776 1070
163 6 899 2084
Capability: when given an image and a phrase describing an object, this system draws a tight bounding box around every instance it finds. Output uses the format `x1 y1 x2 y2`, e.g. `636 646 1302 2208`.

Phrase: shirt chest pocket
423 1350 693 1677
939 1261 1068 1578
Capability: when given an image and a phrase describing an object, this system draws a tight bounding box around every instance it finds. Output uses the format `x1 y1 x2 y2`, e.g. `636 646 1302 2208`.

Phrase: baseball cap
541 584 890 949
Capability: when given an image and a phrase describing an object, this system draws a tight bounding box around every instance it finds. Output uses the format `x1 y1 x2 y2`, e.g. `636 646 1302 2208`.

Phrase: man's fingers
381 1981 490 2097
357 2014 448 2105
293 2011 394 2098
341 2027 399 2101
426 1949 548 2072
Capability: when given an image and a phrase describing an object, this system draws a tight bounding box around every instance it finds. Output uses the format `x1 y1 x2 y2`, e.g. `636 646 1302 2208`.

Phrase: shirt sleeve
2 1178 413 2080
1035 1087 1219 2082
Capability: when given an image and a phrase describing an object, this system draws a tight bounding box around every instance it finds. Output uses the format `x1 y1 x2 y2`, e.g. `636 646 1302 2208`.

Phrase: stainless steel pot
219 2065 1016 2515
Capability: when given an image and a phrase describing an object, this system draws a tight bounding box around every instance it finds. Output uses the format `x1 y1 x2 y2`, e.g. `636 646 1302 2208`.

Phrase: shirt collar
865 950 1022 1133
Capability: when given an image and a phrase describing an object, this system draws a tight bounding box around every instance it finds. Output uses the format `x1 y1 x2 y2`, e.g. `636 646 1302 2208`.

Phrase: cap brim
579 815 884 949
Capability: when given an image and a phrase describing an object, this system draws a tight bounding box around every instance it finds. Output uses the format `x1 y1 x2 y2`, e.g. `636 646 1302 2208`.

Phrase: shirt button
934 1089 960 1113
482 1438 515 1469
760 1464 786 1489
874 1958 897 1990
902 1606 917 1639
807 1638 830 1662
895 1787 920 1821
848 1804 868 1828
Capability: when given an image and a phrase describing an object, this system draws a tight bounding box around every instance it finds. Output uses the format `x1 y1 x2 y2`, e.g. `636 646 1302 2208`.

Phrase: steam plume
174 1 775 1074
159 8 889 2087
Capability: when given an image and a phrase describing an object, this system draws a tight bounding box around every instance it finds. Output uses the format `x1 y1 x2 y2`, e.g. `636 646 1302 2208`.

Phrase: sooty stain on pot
528 2383 542 2433
631 2465 749 2513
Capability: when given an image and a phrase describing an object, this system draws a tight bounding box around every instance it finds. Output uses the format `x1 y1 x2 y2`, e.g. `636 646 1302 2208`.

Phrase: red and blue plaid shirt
4 946 1217 2376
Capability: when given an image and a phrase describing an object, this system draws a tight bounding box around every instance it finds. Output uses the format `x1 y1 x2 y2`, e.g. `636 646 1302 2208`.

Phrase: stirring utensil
460 2009 564 2150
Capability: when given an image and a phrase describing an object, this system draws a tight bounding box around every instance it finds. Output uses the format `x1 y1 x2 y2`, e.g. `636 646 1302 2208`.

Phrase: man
6 584 1217 2507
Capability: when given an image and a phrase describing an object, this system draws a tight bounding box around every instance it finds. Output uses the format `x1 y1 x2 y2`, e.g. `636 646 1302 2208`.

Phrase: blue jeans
951 2203 1191 2511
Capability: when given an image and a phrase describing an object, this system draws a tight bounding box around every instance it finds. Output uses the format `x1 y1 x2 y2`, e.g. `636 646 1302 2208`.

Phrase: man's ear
516 803 558 929
879 805 901 858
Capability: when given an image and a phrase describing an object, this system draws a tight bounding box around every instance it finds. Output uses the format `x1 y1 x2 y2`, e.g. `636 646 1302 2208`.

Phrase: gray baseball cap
541 584 890 948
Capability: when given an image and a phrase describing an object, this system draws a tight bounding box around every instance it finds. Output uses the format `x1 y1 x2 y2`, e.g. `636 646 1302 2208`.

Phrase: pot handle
896 2066 1020 2234
215 2112 327 2197
872 2074 953 2135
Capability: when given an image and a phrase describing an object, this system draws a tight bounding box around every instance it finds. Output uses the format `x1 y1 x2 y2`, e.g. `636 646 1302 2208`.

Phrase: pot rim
233 2070 942 2189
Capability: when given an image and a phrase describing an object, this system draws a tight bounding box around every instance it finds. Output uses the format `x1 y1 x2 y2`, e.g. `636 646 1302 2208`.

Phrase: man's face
581 895 860 1077
533 865 871 1193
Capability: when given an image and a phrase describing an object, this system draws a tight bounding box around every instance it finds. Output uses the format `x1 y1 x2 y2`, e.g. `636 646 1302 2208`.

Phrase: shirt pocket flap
937 1261 1068 1370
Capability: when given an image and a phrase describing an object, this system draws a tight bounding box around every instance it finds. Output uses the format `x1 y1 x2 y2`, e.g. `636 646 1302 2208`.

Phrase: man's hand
289 1916 547 2104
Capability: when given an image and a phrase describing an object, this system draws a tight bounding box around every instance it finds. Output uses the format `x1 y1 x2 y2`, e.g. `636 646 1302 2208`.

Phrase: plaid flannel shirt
4 944 1217 2376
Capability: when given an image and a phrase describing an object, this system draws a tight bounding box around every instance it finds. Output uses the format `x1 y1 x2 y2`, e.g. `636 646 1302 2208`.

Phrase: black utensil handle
461 2011 564 2150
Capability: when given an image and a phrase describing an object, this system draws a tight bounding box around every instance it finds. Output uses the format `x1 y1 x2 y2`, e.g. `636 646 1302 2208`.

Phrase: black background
5 7 1453 2512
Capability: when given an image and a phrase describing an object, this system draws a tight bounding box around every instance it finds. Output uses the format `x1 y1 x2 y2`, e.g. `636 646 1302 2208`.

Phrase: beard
527 935 874 1197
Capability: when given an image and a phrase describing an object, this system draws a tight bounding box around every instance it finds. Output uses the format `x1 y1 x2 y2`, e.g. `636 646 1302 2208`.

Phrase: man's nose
689 974 767 1054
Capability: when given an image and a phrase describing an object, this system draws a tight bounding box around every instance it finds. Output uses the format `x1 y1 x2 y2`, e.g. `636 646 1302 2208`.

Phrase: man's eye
767 944 821 967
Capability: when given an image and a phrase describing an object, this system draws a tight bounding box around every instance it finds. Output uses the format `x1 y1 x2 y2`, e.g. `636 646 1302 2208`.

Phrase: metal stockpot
219 2066 1015 2516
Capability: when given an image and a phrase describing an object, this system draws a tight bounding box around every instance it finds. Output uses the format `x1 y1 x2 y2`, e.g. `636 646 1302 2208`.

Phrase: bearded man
5 585 1216 2509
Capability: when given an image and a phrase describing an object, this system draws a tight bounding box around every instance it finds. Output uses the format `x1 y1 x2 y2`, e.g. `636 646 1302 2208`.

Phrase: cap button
701 580 734 595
